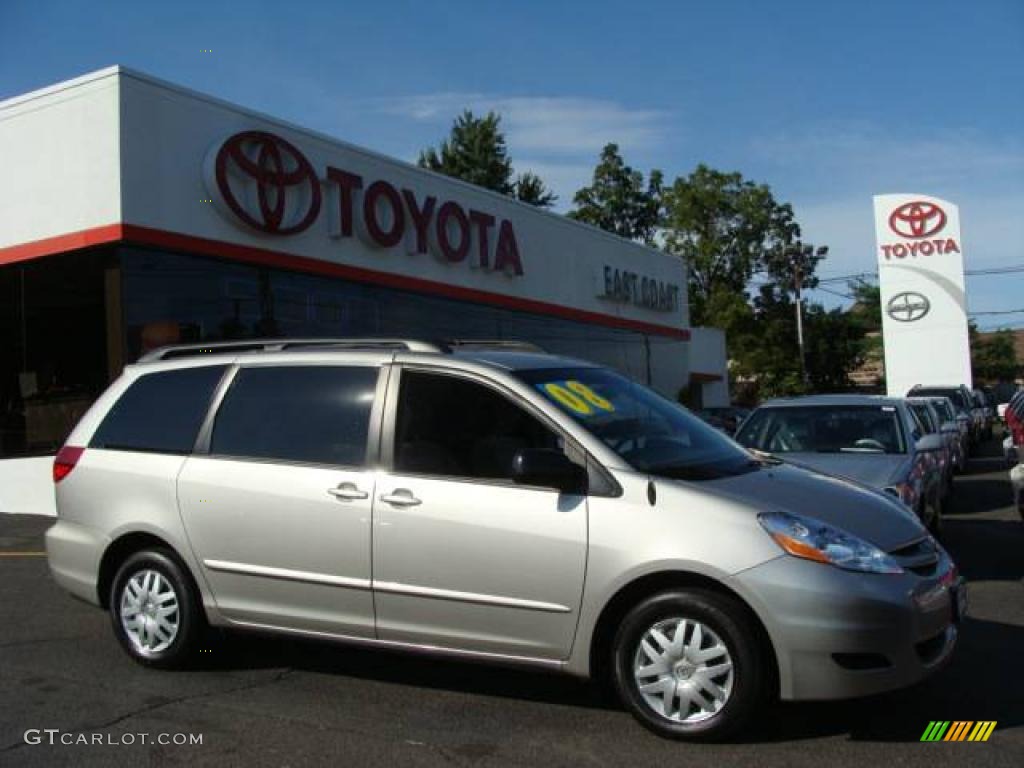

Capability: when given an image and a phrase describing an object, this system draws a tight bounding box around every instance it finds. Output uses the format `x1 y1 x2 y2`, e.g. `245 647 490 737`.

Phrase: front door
177 362 382 637
372 367 588 660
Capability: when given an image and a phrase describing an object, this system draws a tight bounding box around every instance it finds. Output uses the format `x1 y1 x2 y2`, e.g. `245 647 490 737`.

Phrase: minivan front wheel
612 589 768 740
110 550 201 668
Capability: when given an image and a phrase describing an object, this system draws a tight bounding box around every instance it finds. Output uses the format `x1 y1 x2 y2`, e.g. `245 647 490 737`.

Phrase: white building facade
0 67 726 515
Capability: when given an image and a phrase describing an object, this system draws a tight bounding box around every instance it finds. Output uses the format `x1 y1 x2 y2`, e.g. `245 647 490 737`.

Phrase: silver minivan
46 339 965 740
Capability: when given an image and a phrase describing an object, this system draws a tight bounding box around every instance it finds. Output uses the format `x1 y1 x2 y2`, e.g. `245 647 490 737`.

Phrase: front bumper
732 550 963 700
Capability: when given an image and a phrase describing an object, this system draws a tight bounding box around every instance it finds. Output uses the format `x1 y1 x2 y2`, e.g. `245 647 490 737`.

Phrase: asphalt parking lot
1 439 1021 767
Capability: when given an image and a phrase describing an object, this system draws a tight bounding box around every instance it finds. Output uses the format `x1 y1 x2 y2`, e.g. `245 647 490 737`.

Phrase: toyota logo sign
886 291 931 323
209 131 322 234
888 201 946 239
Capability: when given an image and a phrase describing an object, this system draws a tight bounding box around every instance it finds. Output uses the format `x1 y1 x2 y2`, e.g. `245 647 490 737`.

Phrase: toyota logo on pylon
888 201 946 239
207 131 321 234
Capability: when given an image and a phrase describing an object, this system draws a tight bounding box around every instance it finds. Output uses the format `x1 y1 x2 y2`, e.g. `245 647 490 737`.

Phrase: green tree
972 328 1020 382
418 110 556 208
568 143 664 244
514 171 557 208
661 165 801 326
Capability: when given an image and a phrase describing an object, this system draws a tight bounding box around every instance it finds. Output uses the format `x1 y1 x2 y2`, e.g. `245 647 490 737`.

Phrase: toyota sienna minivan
46 339 965 740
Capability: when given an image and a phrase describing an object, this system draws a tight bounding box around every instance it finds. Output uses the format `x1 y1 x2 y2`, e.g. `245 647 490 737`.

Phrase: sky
2 0 1022 329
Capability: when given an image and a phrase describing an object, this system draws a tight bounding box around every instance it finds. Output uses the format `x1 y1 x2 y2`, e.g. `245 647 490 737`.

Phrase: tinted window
91 366 227 454
395 371 561 480
211 366 378 466
737 405 907 455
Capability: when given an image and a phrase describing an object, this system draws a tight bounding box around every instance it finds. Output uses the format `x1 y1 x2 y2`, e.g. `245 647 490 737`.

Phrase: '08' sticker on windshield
538 380 615 416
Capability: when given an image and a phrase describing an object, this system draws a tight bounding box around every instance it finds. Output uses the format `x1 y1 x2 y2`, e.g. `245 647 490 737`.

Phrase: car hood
772 452 910 490
689 460 923 551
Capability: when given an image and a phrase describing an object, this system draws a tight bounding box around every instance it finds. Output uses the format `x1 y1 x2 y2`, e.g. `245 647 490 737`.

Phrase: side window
394 370 562 481
91 365 227 454
211 365 378 466
910 406 932 434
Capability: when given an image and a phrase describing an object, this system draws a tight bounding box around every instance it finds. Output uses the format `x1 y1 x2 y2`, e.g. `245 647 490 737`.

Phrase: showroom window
0 250 112 458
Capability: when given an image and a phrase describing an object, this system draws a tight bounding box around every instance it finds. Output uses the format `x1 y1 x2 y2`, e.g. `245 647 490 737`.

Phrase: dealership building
0 67 727 515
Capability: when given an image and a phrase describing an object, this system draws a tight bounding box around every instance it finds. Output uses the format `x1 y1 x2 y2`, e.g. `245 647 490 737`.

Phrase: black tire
109 549 202 668
611 589 770 741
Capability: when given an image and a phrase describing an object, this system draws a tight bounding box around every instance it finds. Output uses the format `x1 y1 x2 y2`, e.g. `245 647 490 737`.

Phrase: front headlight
758 511 903 574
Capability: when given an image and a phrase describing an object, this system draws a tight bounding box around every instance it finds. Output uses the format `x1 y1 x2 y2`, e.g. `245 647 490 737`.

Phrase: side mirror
915 433 944 453
512 448 588 494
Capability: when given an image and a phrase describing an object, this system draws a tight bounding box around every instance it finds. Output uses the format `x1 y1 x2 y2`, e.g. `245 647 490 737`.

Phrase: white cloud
377 92 668 156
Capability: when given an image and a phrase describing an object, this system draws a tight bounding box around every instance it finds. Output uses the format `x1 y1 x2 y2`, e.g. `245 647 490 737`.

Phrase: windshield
516 366 756 480
913 388 967 411
736 405 907 455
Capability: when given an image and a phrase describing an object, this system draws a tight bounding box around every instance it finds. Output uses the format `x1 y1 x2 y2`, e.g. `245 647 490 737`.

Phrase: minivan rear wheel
110 549 201 668
611 589 768 740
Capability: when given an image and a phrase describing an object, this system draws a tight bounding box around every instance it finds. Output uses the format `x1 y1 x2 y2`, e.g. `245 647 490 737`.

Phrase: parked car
736 394 947 534
906 397 955 498
696 406 750 434
971 389 994 441
906 385 977 448
1004 434 1018 467
927 397 967 475
1007 391 1024 448
46 339 964 741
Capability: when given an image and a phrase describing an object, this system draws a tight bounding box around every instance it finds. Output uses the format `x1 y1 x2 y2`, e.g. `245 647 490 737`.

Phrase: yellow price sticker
540 381 615 416
566 380 614 411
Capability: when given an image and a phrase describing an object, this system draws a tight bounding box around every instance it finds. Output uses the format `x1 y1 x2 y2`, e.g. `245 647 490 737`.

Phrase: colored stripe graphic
921 721 949 741
968 721 997 742
920 720 997 742
944 721 973 741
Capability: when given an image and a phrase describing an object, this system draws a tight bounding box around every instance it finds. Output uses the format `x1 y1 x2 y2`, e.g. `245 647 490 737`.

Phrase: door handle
327 483 369 501
379 489 422 507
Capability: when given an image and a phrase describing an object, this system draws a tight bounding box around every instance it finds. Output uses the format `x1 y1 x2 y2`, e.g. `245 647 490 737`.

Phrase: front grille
889 536 940 577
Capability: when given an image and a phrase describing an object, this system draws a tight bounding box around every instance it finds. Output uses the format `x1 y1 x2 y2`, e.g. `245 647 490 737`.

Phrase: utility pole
794 254 806 386
789 242 828 389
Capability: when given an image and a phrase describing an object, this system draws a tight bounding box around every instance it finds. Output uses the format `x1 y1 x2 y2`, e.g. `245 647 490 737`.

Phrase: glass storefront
0 249 112 457
1 245 680 458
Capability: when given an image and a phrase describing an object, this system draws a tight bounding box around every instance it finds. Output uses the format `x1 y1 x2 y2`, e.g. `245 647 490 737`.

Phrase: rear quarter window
90 366 227 454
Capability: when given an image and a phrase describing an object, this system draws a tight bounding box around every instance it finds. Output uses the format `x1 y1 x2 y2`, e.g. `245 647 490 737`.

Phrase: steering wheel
853 438 886 451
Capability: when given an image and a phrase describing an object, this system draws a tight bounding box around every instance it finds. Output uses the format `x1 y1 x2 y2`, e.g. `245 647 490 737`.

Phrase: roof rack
137 338 443 362
442 339 546 353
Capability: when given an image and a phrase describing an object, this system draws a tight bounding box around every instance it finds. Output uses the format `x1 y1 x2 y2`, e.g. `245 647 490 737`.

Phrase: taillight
53 446 85 483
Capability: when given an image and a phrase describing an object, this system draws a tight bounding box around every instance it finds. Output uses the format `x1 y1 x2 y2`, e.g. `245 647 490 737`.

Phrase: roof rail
441 339 546 353
137 338 443 362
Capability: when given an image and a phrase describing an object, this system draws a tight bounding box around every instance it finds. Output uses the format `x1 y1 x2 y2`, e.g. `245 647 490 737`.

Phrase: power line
815 263 1024 284
969 308 1024 316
